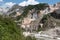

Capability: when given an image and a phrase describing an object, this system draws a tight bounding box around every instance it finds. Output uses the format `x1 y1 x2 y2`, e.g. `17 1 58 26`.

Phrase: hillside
39 11 60 30
16 3 49 20
1 2 60 40
37 10 60 40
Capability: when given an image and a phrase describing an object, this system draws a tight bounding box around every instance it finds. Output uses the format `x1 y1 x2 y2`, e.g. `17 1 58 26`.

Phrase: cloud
5 2 16 7
19 1 27 6
0 0 3 2
19 0 39 6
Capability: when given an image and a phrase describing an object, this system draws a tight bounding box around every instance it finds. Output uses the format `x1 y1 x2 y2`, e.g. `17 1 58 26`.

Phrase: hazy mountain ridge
0 2 60 40
7 3 60 30
0 7 9 15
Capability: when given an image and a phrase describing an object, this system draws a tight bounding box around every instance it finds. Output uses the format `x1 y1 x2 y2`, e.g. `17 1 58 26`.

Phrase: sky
0 0 60 8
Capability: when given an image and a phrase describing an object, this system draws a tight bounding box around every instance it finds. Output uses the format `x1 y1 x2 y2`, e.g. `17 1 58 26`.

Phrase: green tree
25 36 36 40
0 15 24 40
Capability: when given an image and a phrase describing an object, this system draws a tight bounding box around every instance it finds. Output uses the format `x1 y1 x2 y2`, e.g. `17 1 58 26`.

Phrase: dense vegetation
25 36 36 40
0 15 36 40
0 15 24 40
